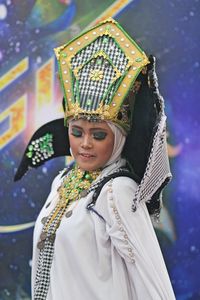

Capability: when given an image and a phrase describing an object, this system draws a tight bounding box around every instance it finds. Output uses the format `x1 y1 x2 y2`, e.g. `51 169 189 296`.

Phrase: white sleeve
105 177 176 300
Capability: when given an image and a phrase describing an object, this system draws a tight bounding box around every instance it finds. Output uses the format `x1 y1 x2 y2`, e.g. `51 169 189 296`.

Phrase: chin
76 161 100 172
79 165 97 172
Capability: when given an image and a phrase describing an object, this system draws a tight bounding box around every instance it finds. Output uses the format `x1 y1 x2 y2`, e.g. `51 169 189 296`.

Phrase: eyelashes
71 128 107 140
71 128 82 137
92 132 107 140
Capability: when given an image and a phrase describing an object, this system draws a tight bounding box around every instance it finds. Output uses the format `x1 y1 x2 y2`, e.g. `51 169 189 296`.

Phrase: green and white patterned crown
54 17 149 131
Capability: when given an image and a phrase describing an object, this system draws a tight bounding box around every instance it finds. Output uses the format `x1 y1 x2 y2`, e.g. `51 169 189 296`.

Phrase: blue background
0 0 199 299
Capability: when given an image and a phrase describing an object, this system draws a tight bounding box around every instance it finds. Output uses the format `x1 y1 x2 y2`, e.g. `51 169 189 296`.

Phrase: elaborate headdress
54 17 149 132
14 18 171 217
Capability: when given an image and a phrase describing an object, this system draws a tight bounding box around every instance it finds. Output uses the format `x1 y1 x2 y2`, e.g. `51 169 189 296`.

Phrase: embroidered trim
107 180 135 263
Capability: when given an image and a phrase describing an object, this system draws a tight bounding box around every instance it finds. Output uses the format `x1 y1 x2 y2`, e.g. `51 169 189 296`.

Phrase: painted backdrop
0 0 199 299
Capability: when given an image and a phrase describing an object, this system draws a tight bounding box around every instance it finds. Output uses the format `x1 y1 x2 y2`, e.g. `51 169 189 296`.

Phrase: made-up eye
93 131 107 140
71 128 82 137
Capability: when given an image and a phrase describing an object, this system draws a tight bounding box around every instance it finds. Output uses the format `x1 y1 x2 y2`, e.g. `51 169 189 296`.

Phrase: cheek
69 135 79 155
97 138 114 161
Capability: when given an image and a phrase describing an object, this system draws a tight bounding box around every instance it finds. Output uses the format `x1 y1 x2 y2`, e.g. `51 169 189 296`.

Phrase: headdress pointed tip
105 17 116 23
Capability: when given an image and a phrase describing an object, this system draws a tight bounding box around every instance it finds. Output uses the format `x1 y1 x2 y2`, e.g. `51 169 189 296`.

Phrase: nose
81 134 92 149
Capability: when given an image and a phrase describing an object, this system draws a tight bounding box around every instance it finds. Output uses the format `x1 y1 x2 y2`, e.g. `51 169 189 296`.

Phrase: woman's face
68 119 114 171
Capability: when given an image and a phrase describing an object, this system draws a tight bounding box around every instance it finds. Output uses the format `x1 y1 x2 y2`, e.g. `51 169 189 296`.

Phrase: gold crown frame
54 18 149 129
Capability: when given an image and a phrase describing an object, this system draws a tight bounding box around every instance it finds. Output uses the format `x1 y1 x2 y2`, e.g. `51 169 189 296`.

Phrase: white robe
32 160 176 299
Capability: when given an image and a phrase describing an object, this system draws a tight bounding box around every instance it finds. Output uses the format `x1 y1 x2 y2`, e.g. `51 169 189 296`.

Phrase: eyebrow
71 125 108 131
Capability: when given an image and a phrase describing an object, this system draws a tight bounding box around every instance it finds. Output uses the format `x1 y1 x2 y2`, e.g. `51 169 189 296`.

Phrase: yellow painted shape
86 0 131 28
36 58 54 108
0 95 27 149
0 57 29 92
0 221 35 233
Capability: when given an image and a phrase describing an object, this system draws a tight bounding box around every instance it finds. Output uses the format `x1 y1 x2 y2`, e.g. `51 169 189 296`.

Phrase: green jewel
47 149 53 154
103 37 109 44
46 133 52 139
86 99 92 106
40 141 47 151
105 25 111 31
62 53 67 58
96 59 102 65
28 145 33 151
26 152 33 158
39 133 53 152
85 173 91 180
135 57 143 62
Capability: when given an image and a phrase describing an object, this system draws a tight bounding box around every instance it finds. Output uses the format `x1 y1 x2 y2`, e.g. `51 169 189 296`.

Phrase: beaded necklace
37 165 101 250
58 165 101 205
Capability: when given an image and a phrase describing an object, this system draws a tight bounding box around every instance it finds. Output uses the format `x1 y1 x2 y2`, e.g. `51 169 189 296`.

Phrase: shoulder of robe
98 176 138 195
111 176 138 194
107 177 138 211
94 176 138 221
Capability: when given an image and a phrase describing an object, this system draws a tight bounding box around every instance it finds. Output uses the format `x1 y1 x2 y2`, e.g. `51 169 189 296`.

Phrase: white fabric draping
32 159 175 300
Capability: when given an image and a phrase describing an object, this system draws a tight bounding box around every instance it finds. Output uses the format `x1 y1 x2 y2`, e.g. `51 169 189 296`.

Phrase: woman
15 18 175 299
